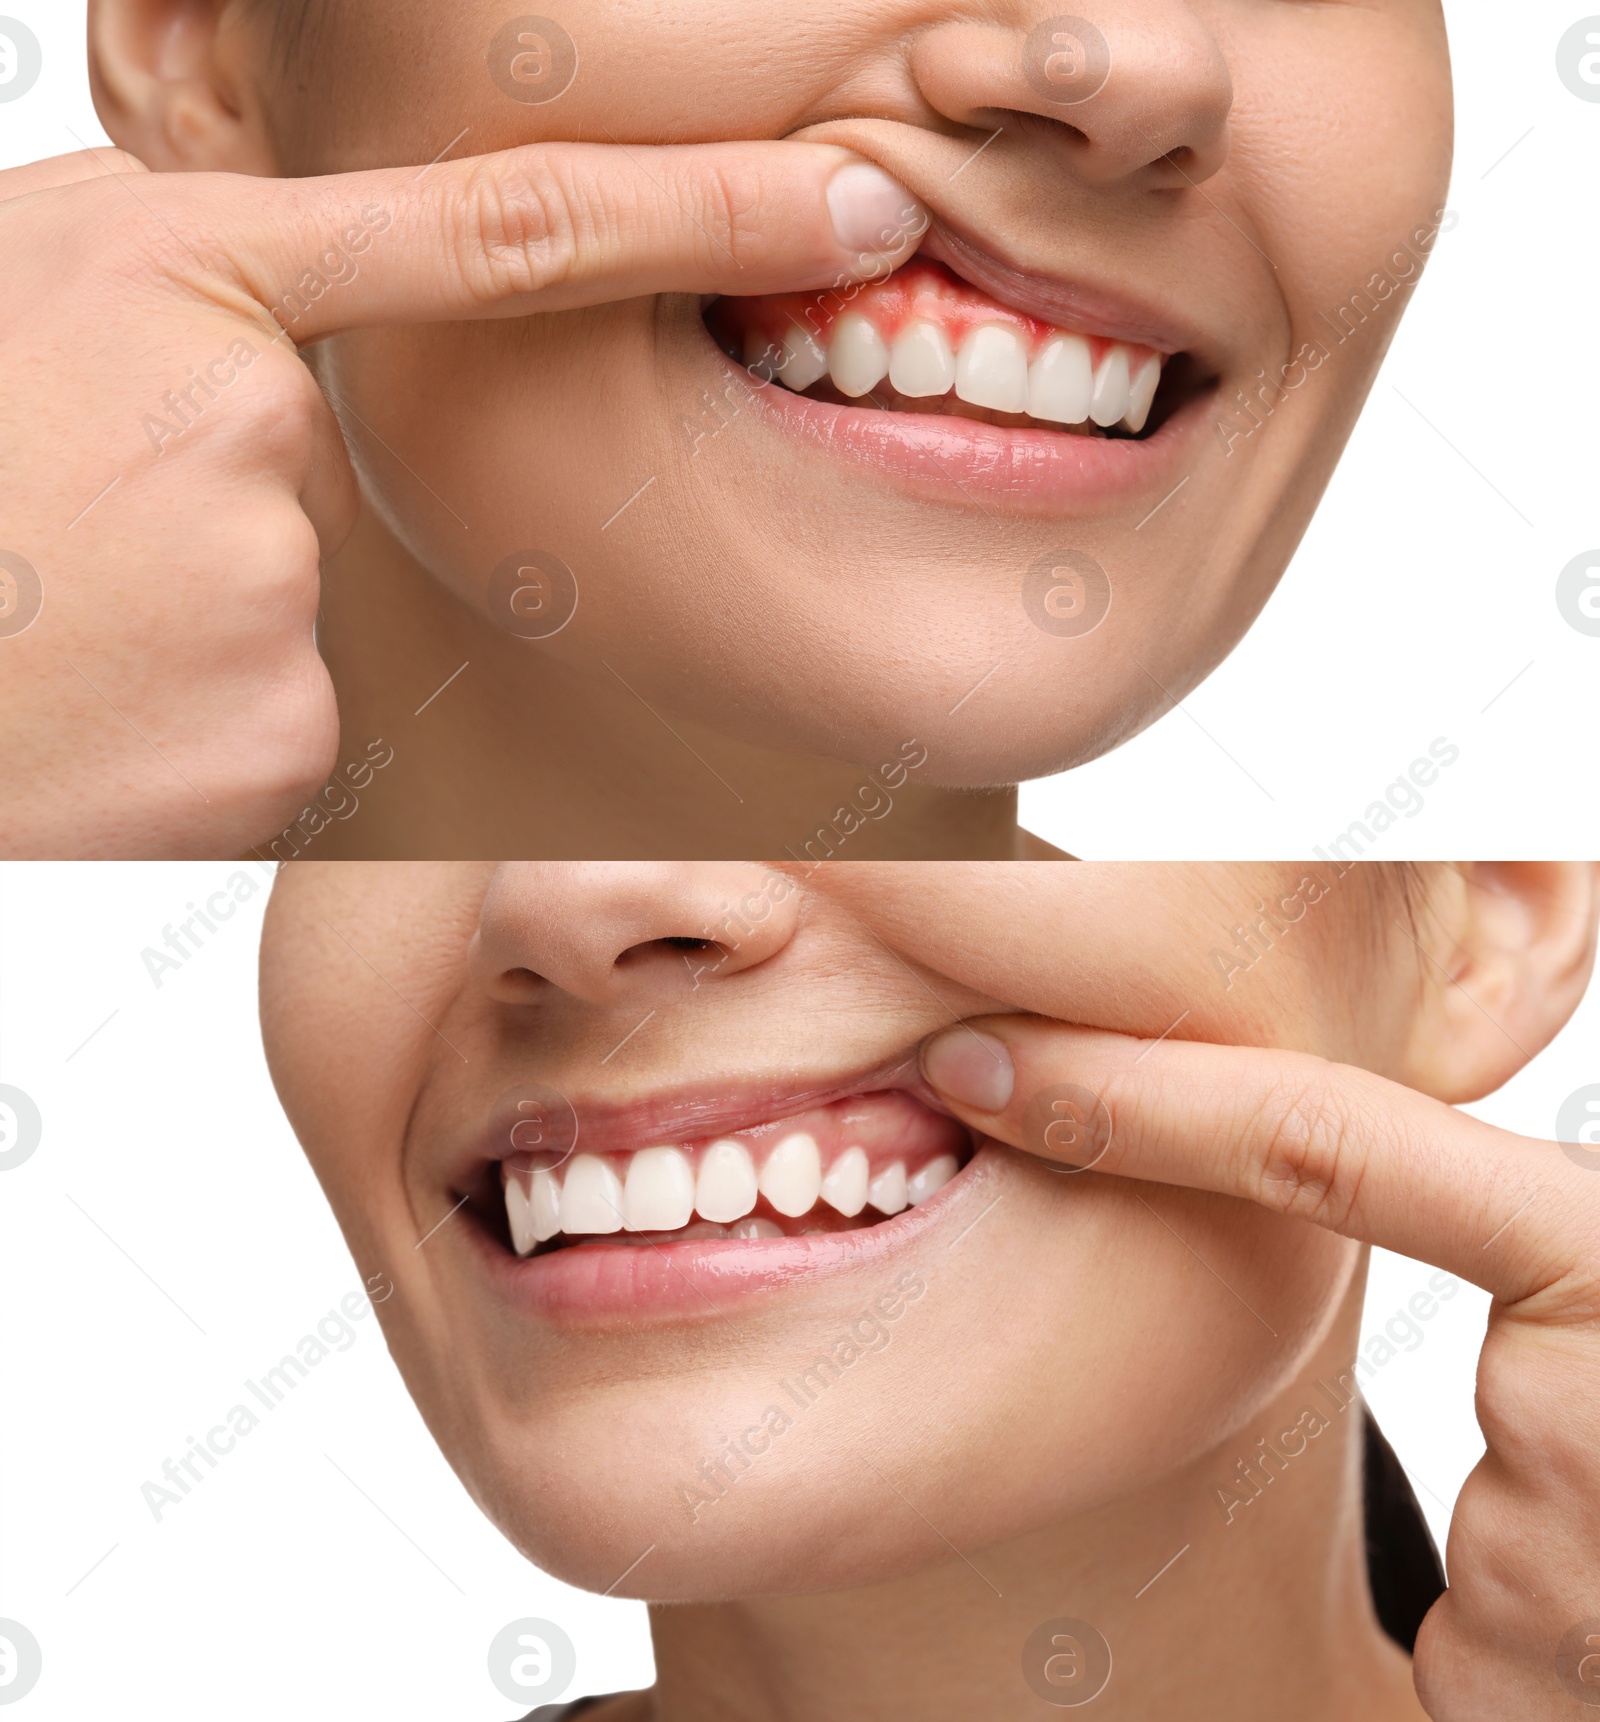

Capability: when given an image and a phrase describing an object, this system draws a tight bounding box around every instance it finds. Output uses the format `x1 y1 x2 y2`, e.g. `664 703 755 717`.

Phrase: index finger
172 142 927 343
920 1016 1597 1308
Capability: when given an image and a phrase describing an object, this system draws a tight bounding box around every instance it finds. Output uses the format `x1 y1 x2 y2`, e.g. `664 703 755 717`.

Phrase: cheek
429 1163 1358 1600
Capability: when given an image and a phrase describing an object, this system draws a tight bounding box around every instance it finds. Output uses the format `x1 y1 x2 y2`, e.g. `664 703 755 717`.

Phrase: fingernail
826 161 928 257
921 1027 1014 1114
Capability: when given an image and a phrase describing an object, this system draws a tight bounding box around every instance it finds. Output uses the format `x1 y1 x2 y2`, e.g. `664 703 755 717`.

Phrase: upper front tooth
828 314 890 397
759 1132 822 1217
531 1168 561 1242
1028 333 1093 425
624 1147 695 1232
907 1154 959 1205
1089 346 1131 427
820 1146 869 1217
779 323 828 393
955 324 1029 414
695 1138 758 1223
888 320 956 398
506 1176 536 1255
867 1161 908 1216
1123 354 1161 433
560 1153 624 1234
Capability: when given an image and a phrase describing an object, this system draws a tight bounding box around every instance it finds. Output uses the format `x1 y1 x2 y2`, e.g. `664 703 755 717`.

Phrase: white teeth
780 324 828 393
731 1217 785 1239
758 1131 823 1217
624 1146 696 1232
907 1154 959 1205
868 1161 908 1216
531 1168 562 1242
828 313 890 398
742 329 778 382
1089 345 1131 428
955 323 1030 414
559 1153 624 1234
695 1138 758 1224
888 319 956 398
820 1146 870 1217
505 1176 536 1256
1027 333 1093 425
1123 354 1161 434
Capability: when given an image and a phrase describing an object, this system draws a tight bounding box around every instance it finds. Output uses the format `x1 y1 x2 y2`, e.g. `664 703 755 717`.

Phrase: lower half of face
415 1154 1359 1599
261 862 1411 1598
291 0 1449 787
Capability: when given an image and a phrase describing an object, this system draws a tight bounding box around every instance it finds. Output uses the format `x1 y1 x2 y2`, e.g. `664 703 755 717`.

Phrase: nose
911 1 1233 188
467 863 801 1005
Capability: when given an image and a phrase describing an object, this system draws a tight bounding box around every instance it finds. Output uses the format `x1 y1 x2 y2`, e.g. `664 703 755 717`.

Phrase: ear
1399 863 1600 1103
88 0 281 174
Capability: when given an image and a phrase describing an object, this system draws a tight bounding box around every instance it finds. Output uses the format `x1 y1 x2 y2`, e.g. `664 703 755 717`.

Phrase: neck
635 1292 1427 1722
299 510 1048 860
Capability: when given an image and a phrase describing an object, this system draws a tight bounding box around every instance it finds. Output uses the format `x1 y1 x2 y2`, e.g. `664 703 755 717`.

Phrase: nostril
614 935 723 971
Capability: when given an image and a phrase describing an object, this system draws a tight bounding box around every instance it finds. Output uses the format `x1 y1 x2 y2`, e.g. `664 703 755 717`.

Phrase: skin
258 861 1598 1719
73 0 1451 858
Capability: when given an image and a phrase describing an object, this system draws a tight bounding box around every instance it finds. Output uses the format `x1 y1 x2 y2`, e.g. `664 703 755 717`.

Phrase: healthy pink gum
502 1088 969 1186
710 258 1162 371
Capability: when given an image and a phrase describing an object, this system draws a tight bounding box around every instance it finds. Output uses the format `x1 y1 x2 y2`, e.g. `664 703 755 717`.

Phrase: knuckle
239 661 341 840
1247 1068 1370 1228
450 158 580 301
690 158 765 269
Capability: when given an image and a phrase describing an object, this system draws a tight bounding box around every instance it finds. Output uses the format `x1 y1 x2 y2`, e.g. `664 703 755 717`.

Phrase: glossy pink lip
460 1142 995 1327
735 377 1209 513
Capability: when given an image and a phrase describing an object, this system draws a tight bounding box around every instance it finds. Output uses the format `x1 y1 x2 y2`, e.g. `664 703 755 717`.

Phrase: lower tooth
732 1217 785 1240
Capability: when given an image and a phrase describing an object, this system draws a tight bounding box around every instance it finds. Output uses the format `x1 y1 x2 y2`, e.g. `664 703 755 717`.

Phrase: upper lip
447 1047 951 1188
915 216 1209 362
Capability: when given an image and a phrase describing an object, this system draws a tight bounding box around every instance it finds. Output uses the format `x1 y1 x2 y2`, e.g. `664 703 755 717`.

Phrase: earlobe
88 0 280 175
1401 863 1600 1104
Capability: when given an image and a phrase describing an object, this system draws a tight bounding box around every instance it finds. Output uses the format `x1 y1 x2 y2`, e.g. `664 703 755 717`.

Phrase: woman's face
261 862 1429 1598
231 0 1451 786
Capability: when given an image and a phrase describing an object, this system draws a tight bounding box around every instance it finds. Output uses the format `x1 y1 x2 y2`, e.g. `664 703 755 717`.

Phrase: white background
2 863 1598 1716
0 4 1594 855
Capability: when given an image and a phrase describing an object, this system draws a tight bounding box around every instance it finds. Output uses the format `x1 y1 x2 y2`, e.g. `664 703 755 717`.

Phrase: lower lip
464 1150 991 1326
731 367 1207 516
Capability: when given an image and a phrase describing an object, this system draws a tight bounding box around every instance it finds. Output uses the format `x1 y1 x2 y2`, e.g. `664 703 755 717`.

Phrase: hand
0 143 921 856
919 1016 1600 1720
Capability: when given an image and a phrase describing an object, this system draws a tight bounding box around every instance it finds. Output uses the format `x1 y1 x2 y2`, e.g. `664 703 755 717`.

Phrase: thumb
205 141 927 343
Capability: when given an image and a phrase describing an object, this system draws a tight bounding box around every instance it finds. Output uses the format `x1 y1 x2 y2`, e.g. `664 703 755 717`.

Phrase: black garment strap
1363 1408 1446 1651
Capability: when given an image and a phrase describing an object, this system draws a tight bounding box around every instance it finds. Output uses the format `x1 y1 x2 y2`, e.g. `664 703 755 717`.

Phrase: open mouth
707 257 1181 440
498 1089 974 1259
